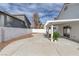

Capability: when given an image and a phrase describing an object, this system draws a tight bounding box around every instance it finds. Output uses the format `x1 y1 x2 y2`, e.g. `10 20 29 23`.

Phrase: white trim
45 19 79 27
51 25 53 42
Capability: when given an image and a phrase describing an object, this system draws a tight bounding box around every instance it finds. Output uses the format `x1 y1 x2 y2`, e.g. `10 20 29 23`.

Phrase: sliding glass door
63 26 71 38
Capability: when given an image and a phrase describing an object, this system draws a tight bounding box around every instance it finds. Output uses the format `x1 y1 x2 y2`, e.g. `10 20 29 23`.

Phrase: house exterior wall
55 3 79 42
0 15 5 26
58 21 79 42
57 4 79 19
58 25 63 36
0 13 27 28
69 22 79 41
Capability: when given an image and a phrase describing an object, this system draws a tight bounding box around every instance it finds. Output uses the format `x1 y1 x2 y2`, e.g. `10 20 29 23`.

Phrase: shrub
53 32 60 42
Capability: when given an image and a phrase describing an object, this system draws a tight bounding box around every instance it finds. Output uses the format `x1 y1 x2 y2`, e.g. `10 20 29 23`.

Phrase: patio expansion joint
50 43 61 56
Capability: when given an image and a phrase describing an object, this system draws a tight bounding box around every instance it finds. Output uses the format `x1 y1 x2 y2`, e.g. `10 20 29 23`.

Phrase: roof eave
45 19 79 27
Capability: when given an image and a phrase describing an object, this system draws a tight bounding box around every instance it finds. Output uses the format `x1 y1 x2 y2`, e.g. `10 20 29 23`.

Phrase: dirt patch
0 33 33 50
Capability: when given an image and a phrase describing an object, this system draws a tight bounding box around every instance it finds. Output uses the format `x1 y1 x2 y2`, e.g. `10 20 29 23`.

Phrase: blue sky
0 3 64 24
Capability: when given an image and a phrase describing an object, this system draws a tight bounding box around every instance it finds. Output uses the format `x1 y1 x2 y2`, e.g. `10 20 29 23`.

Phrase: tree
32 12 42 29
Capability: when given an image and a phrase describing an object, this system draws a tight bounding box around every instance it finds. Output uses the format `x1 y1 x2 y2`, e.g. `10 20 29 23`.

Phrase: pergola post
46 27 49 38
51 25 53 42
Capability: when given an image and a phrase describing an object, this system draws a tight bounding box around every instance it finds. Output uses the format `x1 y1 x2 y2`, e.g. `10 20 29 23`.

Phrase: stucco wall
58 24 63 36
0 27 32 42
69 22 79 41
58 21 79 42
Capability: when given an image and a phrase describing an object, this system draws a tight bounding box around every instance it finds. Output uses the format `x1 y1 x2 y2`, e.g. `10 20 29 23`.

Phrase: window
49 27 51 29
5 16 26 28
53 27 57 32
63 26 71 38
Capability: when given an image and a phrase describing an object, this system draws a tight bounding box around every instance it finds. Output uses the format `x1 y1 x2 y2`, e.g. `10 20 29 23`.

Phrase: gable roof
13 14 31 25
55 3 70 20
0 11 31 25
0 11 24 22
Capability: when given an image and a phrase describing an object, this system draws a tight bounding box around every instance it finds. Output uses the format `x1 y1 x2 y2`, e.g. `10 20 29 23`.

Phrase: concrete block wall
0 27 32 42
0 27 46 42
0 28 2 42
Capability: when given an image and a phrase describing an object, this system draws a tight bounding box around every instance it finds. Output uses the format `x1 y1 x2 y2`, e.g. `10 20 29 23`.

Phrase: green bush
53 32 60 42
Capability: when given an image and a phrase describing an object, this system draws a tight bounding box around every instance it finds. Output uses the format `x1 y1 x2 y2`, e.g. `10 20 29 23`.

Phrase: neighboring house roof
0 11 31 26
0 11 24 22
13 14 31 25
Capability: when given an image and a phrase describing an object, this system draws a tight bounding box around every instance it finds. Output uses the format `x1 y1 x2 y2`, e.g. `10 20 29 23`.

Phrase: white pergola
44 19 79 42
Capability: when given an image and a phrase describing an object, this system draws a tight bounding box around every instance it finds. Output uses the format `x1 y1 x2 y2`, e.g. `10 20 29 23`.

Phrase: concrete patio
0 34 79 56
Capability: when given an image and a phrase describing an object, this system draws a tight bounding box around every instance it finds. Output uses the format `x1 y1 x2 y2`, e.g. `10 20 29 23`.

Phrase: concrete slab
0 34 79 56
50 38 79 56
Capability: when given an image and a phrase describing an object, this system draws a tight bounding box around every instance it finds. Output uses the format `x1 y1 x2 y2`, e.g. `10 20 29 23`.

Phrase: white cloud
0 3 63 23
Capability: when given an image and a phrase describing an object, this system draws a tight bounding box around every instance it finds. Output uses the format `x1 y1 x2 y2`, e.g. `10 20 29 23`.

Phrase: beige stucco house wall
58 21 79 42
56 3 79 42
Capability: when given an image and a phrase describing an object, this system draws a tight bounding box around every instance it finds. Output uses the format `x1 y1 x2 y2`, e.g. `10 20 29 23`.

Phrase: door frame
63 26 71 38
